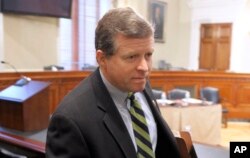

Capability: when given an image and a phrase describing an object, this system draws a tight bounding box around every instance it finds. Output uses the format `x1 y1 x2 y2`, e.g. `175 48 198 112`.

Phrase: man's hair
95 7 154 57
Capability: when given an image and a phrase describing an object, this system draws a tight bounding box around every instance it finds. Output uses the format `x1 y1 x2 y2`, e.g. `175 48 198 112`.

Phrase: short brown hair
95 7 154 57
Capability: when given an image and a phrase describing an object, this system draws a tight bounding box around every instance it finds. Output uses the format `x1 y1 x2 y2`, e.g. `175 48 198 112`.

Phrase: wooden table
160 104 222 145
0 126 45 157
0 81 50 131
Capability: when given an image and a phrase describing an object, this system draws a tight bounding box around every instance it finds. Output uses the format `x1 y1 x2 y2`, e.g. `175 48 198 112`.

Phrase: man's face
97 34 154 92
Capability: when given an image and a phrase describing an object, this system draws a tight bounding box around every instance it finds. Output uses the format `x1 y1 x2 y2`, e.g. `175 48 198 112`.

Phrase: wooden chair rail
1 70 250 119
0 131 45 153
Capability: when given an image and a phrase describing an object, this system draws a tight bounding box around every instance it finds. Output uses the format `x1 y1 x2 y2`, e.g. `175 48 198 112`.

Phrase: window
59 0 111 70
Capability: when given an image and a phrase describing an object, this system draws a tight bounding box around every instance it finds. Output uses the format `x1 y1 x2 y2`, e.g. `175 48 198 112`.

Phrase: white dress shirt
100 70 157 152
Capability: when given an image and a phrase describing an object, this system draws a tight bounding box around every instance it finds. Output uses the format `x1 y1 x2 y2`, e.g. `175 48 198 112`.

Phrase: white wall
0 0 186 71
0 14 4 70
167 0 192 69
230 0 250 72
1 0 250 72
188 0 249 72
1 14 59 71
115 0 250 72
115 0 184 69
153 0 182 69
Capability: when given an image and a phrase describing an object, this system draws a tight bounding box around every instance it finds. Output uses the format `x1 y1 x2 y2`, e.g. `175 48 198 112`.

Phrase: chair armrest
176 131 198 158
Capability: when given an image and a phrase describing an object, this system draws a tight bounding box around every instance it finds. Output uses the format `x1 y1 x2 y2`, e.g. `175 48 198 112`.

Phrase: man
152 5 164 40
46 7 180 158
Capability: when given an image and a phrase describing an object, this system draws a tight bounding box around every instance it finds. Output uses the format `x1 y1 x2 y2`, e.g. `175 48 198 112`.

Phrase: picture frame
148 0 167 43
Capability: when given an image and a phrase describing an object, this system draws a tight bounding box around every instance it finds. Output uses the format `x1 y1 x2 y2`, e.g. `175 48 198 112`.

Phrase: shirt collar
99 69 128 104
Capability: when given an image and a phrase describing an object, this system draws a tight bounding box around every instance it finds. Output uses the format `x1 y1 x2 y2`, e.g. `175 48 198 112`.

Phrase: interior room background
0 0 250 72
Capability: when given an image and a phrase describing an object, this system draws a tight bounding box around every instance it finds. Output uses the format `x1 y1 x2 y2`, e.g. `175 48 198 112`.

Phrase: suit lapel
143 88 168 133
91 69 137 158
143 82 161 115
103 115 137 158
144 84 181 157
143 84 174 137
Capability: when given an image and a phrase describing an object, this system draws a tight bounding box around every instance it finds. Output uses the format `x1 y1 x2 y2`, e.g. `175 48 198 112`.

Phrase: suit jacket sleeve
46 114 91 158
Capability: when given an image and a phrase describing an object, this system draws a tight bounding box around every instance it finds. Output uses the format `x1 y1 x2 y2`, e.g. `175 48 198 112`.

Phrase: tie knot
128 92 135 101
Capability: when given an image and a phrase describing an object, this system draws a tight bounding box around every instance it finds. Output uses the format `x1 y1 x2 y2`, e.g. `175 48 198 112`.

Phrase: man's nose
137 58 149 71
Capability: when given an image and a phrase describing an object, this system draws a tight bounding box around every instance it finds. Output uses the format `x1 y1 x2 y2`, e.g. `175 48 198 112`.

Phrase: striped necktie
128 93 155 158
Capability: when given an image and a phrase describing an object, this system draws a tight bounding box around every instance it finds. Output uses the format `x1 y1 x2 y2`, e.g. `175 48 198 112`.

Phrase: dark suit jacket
46 68 180 158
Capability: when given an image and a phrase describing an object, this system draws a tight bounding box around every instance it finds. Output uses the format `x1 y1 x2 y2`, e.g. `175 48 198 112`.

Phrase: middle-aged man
46 7 181 158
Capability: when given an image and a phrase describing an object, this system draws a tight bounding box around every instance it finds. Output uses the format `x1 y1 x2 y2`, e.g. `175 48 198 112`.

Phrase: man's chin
132 84 146 92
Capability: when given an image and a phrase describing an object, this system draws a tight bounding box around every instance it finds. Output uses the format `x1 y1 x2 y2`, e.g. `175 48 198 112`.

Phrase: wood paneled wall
150 71 250 119
0 71 90 114
1 70 250 119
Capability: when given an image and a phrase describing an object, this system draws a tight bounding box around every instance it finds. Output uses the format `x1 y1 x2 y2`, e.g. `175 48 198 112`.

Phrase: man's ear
96 50 106 66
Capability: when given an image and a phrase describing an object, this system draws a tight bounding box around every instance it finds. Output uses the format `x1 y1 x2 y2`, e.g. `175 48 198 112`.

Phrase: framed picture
148 0 167 43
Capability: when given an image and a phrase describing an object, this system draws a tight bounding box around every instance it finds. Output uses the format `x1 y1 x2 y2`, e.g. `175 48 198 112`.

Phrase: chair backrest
176 131 198 158
168 89 190 100
200 87 219 104
152 89 166 99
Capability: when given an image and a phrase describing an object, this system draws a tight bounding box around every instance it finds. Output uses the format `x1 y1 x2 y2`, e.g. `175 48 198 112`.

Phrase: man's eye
145 53 153 59
126 55 138 61
128 55 136 59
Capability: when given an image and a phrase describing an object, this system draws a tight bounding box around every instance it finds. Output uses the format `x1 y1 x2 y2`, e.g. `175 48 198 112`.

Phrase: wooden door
199 23 232 71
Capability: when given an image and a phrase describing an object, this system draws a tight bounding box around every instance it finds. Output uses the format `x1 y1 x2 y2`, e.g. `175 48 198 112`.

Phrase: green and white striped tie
128 93 155 158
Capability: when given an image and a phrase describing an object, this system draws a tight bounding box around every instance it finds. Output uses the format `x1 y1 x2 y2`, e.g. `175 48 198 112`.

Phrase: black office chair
152 89 166 99
200 87 219 104
168 89 190 100
200 87 229 128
